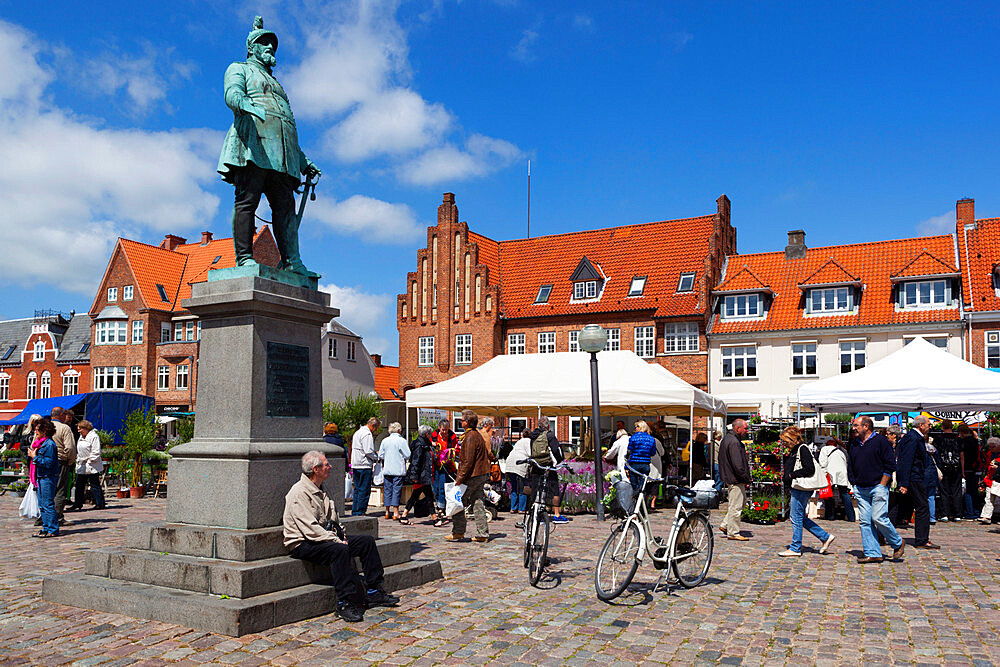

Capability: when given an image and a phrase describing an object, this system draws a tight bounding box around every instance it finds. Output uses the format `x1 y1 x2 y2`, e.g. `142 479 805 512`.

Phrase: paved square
1 495 998 665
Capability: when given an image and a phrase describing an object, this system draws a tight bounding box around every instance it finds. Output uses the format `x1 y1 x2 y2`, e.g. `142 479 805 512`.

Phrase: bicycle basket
681 489 719 510
607 480 635 518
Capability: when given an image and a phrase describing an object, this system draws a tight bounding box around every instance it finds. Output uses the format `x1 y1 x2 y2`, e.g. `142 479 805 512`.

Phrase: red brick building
0 312 91 423
956 198 1000 371
88 228 279 414
397 192 736 440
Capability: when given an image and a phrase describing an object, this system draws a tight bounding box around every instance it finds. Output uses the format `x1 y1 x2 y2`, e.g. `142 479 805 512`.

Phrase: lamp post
578 324 608 521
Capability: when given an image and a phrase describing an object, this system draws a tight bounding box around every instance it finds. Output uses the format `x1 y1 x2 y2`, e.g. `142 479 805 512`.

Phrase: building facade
321 319 400 403
88 228 280 414
955 198 1000 372
397 192 737 440
0 312 91 423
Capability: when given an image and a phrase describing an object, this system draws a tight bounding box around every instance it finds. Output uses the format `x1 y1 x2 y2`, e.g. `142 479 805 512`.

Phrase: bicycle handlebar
516 458 569 474
623 463 696 498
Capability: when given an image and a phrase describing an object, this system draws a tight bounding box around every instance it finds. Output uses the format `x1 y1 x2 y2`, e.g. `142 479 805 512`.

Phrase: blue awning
0 394 87 425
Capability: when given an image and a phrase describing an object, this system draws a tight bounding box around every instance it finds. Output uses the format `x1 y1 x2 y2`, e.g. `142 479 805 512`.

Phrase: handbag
372 461 384 486
444 482 467 517
816 474 834 500
791 445 829 491
18 482 40 519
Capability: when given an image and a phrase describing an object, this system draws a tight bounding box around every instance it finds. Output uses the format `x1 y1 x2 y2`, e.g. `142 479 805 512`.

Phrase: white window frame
721 344 757 378
455 334 472 365
634 326 655 358
534 285 552 304
176 364 190 390
96 320 127 345
346 341 356 362
663 322 699 353
0 375 8 401
93 367 126 391
606 328 621 351
62 372 79 397
509 417 528 438
507 333 525 355
157 365 170 391
130 366 142 391
839 339 866 373
418 337 435 366
538 332 556 354
161 322 171 343
677 272 696 292
328 337 338 359
900 279 950 309
628 276 647 297
132 320 144 344
175 322 184 341
568 330 580 353
987 331 1000 370
569 416 584 446
39 371 50 399
722 293 763 319
186 322 195 341
107 287 117 302
26 372 36 400
791 341 818 377
573 280 599 300
123 285 133 301
32 340 45 361
808 287 852 314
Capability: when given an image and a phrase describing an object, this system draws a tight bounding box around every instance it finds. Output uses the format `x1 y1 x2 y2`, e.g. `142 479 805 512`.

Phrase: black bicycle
518 458 568 586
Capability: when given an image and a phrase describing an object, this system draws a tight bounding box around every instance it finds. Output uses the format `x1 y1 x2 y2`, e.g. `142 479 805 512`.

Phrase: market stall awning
0 394 87 425
405 350 727 417
798 337 1000 412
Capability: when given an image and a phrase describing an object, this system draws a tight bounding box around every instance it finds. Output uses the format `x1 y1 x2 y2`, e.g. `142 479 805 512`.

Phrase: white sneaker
819 534 836 554
778 549 801 557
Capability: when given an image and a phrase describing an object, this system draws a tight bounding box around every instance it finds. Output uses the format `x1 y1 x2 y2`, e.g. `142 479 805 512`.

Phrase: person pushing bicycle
523 420 570 524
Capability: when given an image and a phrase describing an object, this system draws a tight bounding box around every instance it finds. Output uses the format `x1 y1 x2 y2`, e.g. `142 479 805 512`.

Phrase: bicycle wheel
595 521 641 601
522 507 533 568
670 512 714 588
527 509 550 586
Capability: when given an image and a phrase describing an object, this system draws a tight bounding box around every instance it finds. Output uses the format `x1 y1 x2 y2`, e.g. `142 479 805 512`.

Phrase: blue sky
1 1 998 363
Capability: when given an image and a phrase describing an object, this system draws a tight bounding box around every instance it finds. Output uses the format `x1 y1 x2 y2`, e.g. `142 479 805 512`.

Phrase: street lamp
578 324 608 521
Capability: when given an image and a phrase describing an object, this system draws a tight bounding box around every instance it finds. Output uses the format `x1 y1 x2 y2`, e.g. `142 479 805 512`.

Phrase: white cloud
310 194 423 242
318 282 395 359
511 25 540 63
917 210 954 235
0 20 221 295
86 48 195 114
572 14 594 32
398 133 524 186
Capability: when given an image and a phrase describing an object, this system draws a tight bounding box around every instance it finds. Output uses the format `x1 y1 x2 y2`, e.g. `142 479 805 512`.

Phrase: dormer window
569 256 603 301
722 293 763 319
677 273 695 292
900 279 948 309
628 276 647 297
534 285 552 304
808 287 852 314
574 280 598 300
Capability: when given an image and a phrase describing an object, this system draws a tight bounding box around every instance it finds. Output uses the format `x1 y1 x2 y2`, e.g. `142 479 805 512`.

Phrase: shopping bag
344 473 353 500
373 461 384 487
18 483 39 519
817 474 834 500
444 481 467 517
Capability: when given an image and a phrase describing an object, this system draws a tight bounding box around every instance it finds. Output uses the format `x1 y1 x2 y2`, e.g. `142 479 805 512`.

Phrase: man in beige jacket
283 450 398 623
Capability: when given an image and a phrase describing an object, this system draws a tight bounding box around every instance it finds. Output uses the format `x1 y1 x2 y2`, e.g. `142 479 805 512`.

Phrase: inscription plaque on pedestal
266 342 310 416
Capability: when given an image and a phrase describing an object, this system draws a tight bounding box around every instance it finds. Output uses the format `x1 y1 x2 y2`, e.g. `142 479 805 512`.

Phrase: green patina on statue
218 16 322 280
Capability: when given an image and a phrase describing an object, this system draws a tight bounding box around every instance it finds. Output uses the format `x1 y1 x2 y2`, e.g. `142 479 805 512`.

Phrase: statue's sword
283 172 318 275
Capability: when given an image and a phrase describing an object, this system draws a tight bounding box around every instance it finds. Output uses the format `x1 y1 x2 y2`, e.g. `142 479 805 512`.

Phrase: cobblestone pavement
1 494 999 666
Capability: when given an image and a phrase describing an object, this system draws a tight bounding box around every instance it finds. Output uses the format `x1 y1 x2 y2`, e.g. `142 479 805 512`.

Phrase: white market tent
798 336 1000 412
405 350 727 417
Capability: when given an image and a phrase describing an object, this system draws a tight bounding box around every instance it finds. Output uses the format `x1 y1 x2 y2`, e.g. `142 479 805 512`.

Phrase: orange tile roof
484 215 717 319
468 232 499 282
797 259 859 287
890 250 959 281
711 234 962 334
715 266 772 293
372 364 400 400
964 217 1000 312
119 228 276 312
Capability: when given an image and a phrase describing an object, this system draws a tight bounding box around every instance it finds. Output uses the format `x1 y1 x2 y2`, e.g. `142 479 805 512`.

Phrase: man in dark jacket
524 420 569 523
848 416 904 563
718 419 751 541
935 419 964 521
896 416 938 549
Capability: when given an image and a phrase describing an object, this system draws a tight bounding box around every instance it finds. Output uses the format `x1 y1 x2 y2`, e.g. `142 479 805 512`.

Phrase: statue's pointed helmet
246 16 278 52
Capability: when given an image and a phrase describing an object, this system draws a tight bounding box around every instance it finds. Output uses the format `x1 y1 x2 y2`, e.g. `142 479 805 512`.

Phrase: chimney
200 231 214 245
371 353 382 367
438 192 457 227
160 234 187 252
957 198 975 228
784 230 807 259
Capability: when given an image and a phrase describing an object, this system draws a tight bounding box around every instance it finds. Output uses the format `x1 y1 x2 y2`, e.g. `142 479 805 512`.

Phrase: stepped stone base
42 516 443 636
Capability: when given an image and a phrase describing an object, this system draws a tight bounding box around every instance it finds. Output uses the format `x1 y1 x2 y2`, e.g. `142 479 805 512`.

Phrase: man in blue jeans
848 416 904 563
350 418 380 515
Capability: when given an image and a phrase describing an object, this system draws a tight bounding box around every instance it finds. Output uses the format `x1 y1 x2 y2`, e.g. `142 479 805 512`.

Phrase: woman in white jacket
603 429 630 471
818 438 854 522
68 420 105 511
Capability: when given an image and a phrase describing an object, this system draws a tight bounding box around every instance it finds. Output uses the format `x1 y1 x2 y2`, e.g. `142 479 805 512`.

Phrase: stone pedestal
43 274 443 635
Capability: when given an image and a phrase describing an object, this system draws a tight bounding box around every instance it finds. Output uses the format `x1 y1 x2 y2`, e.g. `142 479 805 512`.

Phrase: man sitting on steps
283 450 399 623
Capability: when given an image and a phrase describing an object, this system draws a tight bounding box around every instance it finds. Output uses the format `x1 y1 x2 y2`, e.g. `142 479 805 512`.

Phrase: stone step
86 537 413 599
124 516 378 562
43 558 444 637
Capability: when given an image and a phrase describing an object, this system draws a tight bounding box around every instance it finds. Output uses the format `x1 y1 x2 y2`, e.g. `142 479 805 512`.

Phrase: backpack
530 432 550 461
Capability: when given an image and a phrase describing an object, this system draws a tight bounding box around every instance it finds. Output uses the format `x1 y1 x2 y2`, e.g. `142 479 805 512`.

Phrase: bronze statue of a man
218 17 321 275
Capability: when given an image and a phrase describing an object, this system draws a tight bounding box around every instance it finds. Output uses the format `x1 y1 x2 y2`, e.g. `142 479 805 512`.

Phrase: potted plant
122 407 157 498
8 479 28 497
1 448 23 470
